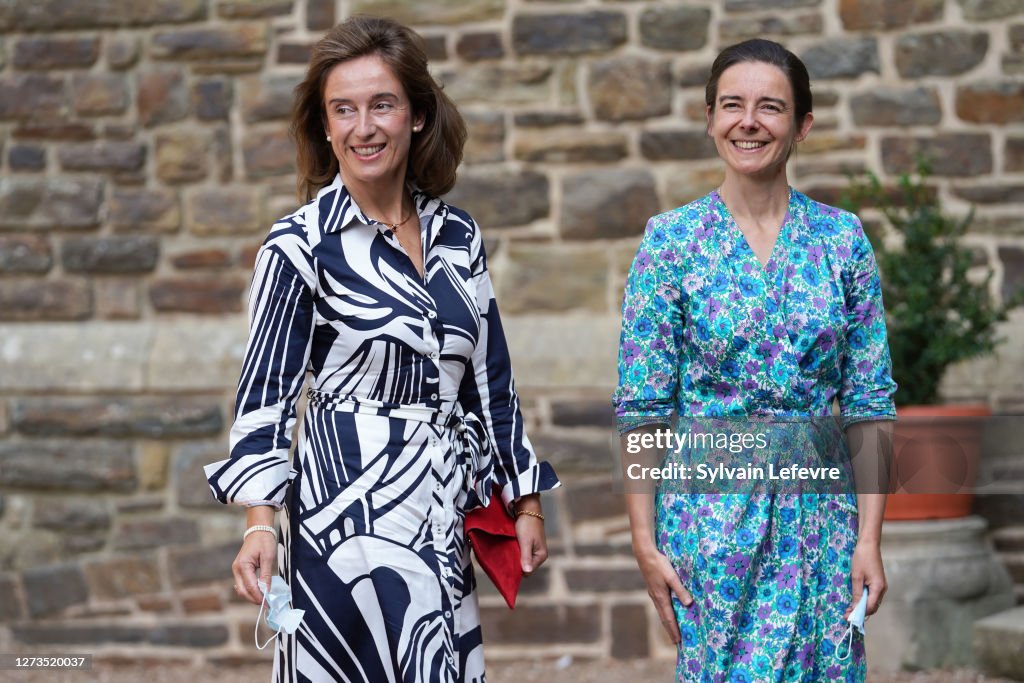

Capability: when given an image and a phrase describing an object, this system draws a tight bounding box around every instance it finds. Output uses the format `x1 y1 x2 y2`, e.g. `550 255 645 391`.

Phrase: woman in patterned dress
205 16 558 683
614 39 896 682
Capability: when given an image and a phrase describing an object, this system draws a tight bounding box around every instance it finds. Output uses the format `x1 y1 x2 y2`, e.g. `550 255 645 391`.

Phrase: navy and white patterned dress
205 174 559 683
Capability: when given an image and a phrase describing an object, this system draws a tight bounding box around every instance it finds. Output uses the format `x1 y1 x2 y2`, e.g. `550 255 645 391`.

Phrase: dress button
444 610 452 619
430 393 438 400
430 352 439 360
427 311 437 319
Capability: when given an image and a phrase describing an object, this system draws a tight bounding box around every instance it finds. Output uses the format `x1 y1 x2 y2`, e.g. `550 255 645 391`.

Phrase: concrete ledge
974 606 1024 681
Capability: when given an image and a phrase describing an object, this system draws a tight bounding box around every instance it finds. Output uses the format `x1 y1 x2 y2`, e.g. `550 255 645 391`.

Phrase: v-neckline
714 188 793 271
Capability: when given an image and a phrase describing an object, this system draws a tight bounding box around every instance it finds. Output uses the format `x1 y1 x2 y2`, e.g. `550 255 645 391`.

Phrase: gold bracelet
514 509 545 521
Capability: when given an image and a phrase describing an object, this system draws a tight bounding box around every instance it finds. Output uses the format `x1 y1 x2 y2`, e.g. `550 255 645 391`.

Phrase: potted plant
841 161 1016 519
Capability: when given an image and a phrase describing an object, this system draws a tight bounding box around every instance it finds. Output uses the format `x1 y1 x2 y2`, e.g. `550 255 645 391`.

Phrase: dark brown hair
705 39 813 124
291 15 467 201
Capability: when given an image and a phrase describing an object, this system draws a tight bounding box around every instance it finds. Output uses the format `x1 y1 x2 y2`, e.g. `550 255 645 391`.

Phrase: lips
352 143 385 156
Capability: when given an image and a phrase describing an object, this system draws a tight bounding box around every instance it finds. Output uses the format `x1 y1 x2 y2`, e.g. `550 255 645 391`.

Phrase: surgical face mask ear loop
836 587 869 662
255 585 276 650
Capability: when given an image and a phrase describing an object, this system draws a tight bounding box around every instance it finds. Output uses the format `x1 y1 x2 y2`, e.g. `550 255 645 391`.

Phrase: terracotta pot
883 404 990 521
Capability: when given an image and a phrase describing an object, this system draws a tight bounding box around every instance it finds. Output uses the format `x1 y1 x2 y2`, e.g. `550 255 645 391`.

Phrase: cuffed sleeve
457 222 560 508
613 217 685 434
838 217 897 428
205 241 315 507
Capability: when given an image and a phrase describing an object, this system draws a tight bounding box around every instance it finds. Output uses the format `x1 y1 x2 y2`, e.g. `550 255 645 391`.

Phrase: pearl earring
326 135 331 141
412 125 421 132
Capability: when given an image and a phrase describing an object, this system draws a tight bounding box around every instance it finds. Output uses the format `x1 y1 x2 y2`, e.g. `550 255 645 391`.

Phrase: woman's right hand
232 530 278 605
633 544 692 645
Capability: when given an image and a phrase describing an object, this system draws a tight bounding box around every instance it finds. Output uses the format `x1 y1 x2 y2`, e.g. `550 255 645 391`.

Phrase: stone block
801 37 879 79
881 134 993 177
277 42 312 64
551 400 616 428
565 567 644 592
151 23 268 60
443 169 548 228
0 280 92 321
719 13 822 41
172 248 232 269
193 78 232 121
588 57 671 122
71 74 128 116
33 498 111 531
306 0 334 30
798 133 867 155
13 36 99 69
895 31 989 78
7 145 46 172
480 604 601 643
640 130 717 161
154 131 209 183
500 245 608 314
187 187 263 235
148 623 230 647
0 235 51 274
84 555 162 599
0 75 66 121
456 32 503 61
22 563 89 617
110 188 181 233
217 0 293 18
182 591 222 614
639 7 710 51
663 167 727 209
0 440 137 492
514 129 626 163
150 277 247 314
136 68 189 128
0 0 206 31
175 442 224 509
725 0 820 8
565 479 624 523
560 169 658 240
62 236 159 273
512 11 626 56
423 35 447 61
505 314 621 389
351 0 504 25
1006 137 1024 173
58 142 145 173
0 177 103 230
958 0 1024 20
839 0 943 29
147 318 247 390
106 36 139 70
240 74 300 123
611 603 650 659
999 247 1024 303
243 127 294 178
12 396 222 438
956 82 1024 123
953 184 1024 204
0 574 23 621
168 542 239 586
12 624 147 645
974 606 1024 678
441 64 552 106
850 87 942 127
115 517 200 550
513 111 583 128
463 111 505 164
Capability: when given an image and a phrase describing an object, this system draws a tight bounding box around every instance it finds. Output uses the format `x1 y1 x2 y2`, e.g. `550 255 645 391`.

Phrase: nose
739 107 759 130
355 110 376 137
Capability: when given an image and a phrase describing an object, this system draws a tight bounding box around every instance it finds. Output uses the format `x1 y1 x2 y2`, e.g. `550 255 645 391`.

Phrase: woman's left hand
513 494 548 576
848 539 886 618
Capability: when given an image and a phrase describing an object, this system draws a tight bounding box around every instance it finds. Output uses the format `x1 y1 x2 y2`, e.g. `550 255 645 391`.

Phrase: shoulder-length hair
291 15 466 201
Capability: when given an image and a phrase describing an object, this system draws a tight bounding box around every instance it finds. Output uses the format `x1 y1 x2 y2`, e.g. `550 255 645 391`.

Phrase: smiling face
706 61 813 181
323 53 425 197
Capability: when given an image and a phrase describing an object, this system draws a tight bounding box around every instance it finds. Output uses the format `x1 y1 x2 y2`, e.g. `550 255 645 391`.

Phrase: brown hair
705 39 813 124
291 15 467 201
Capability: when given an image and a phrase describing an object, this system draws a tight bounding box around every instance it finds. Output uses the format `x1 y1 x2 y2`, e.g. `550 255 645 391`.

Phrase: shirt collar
315 173 448 238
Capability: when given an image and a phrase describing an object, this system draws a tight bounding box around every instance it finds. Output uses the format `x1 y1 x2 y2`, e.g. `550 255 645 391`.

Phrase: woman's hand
634 544 692 645
233 530 278 605
848 539 886 618
513 494 548 576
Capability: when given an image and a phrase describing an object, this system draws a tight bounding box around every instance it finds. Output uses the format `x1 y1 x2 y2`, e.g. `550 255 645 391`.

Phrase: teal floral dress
614 189 896 682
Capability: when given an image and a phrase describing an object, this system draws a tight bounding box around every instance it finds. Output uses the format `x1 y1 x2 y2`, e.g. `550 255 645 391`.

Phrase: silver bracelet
243 524 278 541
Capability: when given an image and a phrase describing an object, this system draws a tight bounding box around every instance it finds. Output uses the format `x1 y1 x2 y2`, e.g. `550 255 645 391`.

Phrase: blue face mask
836 587 868 661
255 576 305 650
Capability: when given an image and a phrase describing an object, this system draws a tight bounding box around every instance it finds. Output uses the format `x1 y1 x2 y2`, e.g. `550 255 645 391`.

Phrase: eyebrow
718 95 787 107
327 92 400 105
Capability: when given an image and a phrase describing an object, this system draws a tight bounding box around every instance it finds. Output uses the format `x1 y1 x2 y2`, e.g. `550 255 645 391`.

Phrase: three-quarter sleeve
204 235 315 508
613 217 685 434
457 221 559 511
837 218 897 427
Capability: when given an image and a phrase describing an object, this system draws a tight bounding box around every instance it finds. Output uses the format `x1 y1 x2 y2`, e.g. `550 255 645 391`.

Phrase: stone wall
1 0 1023 667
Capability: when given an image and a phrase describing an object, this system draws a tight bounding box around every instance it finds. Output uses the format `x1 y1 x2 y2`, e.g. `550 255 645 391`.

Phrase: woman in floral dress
614 39 896 682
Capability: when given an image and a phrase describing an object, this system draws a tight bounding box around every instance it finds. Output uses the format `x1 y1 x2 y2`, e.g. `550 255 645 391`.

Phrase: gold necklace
378 206 414 233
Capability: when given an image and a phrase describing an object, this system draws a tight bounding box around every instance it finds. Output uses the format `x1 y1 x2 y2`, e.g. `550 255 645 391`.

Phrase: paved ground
0 659 1017 683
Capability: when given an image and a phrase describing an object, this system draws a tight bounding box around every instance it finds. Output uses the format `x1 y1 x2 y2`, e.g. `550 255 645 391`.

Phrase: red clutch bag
465 486 521 609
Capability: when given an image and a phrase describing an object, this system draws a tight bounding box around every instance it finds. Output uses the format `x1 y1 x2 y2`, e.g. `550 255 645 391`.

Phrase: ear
412 111 426 133
705 105 713 137
794 111 814 143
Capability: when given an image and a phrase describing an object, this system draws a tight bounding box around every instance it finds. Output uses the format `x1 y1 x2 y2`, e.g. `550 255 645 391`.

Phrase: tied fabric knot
453 412 495 511
836 587 868 661
255 576 305 649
